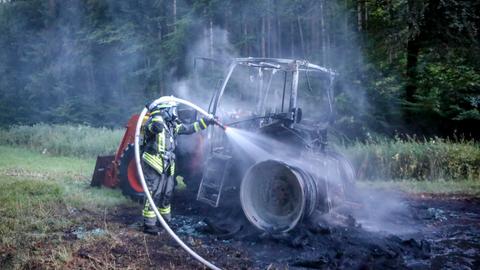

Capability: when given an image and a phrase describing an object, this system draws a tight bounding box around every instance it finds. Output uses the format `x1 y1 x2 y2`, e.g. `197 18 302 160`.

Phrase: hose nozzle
213 118 227 130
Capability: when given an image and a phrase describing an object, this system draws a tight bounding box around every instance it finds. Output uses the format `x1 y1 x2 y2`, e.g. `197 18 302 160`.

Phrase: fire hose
134 96 222 270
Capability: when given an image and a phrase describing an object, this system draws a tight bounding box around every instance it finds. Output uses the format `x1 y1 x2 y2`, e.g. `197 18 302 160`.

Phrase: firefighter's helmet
149 101 178 122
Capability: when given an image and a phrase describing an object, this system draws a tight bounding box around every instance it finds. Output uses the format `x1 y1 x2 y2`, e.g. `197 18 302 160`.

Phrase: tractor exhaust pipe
240 160 329 233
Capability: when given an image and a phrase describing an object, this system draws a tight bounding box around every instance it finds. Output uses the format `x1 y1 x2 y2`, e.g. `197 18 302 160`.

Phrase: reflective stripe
151 117 163 123
159 205 171 214
157 130 165 152
200 118 207 129
143 210 156 218
170 161 175 176
193 122 200 132
143 157 163 172
143 153 163 168
157 103 175 108
143 152 163 173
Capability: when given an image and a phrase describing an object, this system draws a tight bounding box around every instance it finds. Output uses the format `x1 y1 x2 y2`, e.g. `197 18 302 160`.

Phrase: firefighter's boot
143 217 162 235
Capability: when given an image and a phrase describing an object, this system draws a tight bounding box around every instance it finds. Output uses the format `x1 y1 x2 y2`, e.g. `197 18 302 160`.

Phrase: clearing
0 145 479 269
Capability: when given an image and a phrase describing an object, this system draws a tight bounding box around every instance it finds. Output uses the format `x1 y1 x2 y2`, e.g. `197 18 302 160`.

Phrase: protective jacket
141 112 209 228
142 114 208 174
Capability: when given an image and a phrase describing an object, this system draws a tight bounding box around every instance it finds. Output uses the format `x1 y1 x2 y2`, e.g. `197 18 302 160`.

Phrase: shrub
342 136 480 181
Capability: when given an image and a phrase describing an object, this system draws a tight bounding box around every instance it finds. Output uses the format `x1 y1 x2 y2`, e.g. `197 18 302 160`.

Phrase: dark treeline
0 0 479 138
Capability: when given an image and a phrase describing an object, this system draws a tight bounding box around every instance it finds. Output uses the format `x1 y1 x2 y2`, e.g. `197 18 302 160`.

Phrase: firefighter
141 101 215 235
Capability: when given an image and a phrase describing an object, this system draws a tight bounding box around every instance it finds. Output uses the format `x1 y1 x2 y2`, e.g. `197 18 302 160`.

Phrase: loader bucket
91 155 116 187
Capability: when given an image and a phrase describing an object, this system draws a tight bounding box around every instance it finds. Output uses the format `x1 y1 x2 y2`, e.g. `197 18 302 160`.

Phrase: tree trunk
277 15 281 58
404 0 426 125
266 0 271 57
364 1 368 30
172 0 177 32
48 0 56 17
320 0 327 65
297 16 306 59
325 1 331 64
406 39 419 103
158 1 168 95
290 21 295 57
86 50 96 96
267 13 271 57
209 17 214 58
312 2 320 61
357 0 366 31
243 17 248 56
405 0 422 104
279 18 283 58
261 16 266 57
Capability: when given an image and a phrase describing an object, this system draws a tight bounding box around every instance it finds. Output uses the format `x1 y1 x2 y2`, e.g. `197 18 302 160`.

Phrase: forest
1 1 480 269
0 0 479 139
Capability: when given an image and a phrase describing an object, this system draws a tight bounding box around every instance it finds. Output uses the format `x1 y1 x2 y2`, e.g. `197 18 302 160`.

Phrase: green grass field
0 145 129 269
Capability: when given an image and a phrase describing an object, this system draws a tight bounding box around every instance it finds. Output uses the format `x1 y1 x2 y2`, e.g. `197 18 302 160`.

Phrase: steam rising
226 127 414 235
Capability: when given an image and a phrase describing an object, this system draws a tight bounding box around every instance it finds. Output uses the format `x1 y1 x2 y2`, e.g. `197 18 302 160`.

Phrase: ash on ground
159 187 479 269
59 188 480 270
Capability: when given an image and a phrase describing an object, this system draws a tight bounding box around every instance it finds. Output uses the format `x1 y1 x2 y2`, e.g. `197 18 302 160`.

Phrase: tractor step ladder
196 153 232 207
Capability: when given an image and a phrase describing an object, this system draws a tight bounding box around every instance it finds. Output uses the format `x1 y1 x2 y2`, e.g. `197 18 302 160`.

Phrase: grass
0 145 129 269
2 124 479 182
0 124 123 158
358 179 480 196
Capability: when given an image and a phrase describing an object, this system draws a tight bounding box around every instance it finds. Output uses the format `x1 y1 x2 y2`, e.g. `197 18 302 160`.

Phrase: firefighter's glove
204 114 217 126
176 175 187 191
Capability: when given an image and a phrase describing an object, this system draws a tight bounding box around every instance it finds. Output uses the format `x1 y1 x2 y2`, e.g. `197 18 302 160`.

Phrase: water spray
134 96 222 270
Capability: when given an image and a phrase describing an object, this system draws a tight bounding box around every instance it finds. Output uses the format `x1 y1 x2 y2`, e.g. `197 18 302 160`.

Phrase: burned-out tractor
92 57 355 233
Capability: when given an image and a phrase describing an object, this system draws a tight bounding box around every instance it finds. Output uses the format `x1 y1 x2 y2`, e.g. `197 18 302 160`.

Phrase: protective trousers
142 158 175 224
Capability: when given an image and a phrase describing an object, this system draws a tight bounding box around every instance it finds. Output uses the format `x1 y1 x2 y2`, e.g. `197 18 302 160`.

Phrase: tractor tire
118 143 145 203
325 151 357 201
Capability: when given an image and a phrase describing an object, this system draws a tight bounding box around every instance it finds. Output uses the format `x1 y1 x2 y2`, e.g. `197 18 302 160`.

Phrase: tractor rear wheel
326 151 357 201
118 143 145 203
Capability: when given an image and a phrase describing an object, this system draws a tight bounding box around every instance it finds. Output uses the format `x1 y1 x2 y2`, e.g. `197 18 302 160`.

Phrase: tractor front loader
90 114 145 201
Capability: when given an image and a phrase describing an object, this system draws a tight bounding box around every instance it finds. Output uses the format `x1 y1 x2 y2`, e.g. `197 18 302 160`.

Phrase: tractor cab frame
196 58 344 208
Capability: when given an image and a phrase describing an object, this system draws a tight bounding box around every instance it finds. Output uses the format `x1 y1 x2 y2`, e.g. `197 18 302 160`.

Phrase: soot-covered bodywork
196 58 356 233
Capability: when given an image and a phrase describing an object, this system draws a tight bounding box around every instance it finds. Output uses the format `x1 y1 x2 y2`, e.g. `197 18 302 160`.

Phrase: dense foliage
0 0 478 138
